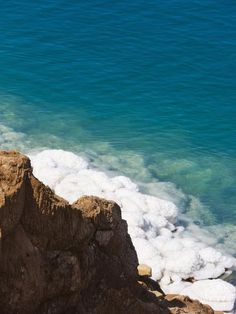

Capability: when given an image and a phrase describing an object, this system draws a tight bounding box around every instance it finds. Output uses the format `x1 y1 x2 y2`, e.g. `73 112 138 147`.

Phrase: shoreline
1 125 236 311
1 149 232 314
28 148 236 312
1 123 236 256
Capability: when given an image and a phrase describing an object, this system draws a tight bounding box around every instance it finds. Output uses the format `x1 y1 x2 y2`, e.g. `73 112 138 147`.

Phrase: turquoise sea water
0 1 236 234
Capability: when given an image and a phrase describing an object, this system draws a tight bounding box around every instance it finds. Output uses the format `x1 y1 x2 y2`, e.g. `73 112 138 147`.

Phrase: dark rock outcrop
0 151 222 314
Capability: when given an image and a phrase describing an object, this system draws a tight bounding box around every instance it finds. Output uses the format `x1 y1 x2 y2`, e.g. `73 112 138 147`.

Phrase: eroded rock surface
0 151 222 314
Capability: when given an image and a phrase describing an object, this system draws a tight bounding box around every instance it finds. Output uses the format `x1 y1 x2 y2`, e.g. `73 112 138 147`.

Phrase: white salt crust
28 149 236 312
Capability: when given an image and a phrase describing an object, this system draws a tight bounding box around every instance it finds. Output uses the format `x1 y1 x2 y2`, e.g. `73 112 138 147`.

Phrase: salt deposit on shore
29 149 236 312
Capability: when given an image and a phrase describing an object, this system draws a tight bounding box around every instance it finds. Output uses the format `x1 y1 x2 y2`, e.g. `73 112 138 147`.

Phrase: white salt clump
162 280 192 294
199 247 222 263
112 176 138 191
29 149 236 312
193 263 225 280
165 249 203 278
30 149 88 190
181 279 236 312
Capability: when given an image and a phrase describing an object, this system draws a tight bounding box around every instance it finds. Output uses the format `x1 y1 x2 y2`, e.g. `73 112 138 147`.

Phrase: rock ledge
0 151 223 314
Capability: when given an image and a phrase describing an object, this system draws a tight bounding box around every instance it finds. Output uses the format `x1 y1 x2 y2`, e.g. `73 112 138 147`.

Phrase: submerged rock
0 151 230 314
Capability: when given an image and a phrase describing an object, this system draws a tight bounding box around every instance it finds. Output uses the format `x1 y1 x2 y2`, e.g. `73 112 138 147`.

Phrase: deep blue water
0 0 236 226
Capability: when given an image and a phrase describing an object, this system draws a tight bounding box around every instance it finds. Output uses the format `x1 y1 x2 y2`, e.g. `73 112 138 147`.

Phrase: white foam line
29 149 236 312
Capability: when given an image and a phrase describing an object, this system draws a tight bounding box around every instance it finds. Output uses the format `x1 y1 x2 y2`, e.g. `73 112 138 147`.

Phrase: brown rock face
161 295 216 314
0 151 219 314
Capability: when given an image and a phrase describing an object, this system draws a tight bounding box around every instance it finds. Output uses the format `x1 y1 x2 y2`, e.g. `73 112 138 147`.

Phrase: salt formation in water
29 149 236 312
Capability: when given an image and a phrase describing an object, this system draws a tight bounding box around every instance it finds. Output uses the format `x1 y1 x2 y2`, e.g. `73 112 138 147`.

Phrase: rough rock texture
161 295 219 314
0 151 222 314
138 264 152 277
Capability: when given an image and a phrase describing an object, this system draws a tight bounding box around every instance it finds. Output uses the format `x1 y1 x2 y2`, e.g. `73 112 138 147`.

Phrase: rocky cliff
0 151 222 314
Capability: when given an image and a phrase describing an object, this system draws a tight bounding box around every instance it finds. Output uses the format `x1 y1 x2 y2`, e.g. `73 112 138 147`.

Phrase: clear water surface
0 1 236 234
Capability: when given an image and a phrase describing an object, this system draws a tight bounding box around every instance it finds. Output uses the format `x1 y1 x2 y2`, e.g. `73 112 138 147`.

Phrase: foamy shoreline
28 149 236 312
1 124 235 311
